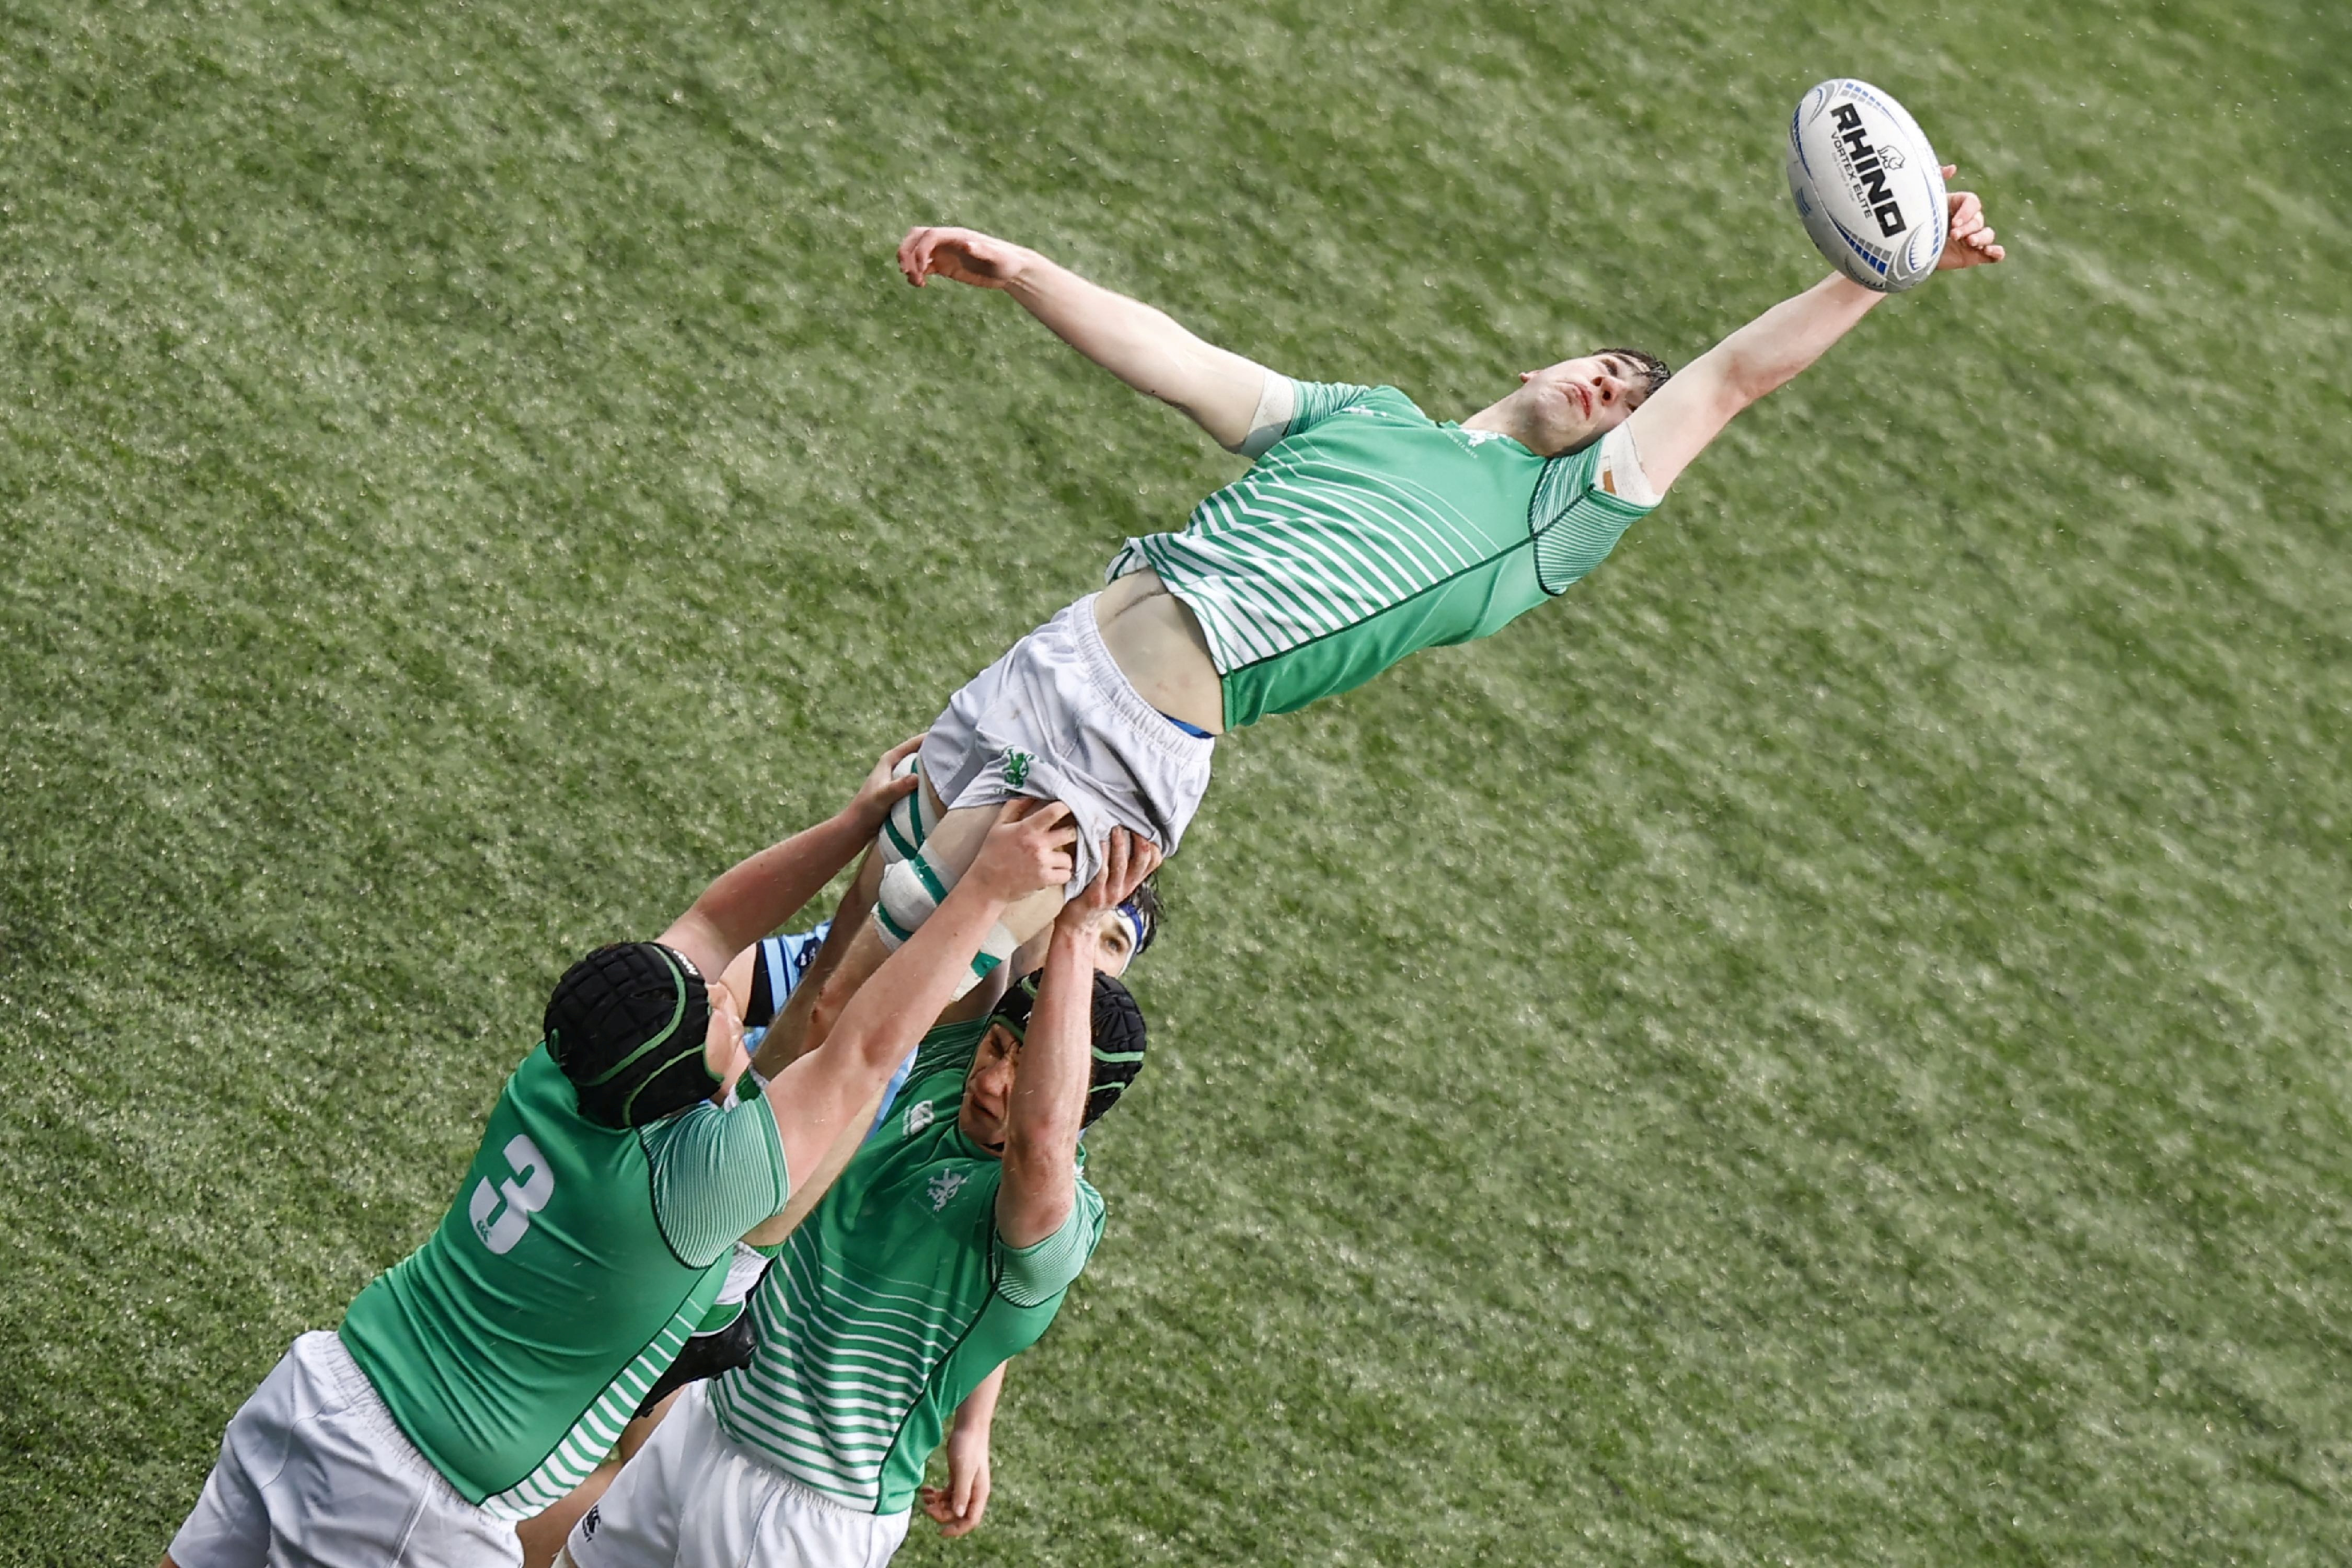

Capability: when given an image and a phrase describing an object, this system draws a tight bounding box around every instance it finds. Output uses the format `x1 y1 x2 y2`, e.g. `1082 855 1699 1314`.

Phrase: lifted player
162 744 1077 1568
766 182 2003 1098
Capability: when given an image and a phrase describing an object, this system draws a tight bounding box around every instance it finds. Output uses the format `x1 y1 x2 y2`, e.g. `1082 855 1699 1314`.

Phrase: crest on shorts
1001 748 1033 790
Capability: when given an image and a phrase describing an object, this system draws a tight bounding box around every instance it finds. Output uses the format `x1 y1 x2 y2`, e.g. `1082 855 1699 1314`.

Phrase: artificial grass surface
2 0 2346 1561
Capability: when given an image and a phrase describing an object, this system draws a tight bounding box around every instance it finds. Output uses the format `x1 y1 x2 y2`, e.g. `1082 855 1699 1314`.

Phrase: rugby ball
1786 79 1949 292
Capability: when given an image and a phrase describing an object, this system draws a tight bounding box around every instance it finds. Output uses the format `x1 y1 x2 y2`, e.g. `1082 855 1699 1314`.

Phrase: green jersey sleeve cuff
995 1181 1106 1308
1528 435 1658 597
642 1092 790 1270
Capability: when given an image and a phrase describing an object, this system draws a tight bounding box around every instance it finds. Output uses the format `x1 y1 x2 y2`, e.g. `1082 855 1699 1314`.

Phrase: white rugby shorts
920 592 1213 895
168 1330 522 1568
566 1382 910 1568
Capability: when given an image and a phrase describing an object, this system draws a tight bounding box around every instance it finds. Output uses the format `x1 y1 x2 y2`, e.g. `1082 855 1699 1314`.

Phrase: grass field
2 0 2348 1562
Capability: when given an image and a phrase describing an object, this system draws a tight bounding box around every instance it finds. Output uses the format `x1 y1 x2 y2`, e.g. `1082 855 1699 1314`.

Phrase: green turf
2 0 2347 1561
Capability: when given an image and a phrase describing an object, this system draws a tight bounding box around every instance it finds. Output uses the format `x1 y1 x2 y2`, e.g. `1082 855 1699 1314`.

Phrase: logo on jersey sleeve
469 1134 555 1254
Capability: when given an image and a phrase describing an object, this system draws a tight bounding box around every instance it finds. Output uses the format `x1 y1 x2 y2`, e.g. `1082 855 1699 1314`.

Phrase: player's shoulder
1277 379 1424 436
1352 384 1429 421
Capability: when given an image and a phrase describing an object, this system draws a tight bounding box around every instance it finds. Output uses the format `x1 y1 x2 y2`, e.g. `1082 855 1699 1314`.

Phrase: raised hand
966 799 1078 903
843 734 925 833
897 226 1035 290
1058 827 1161 932
1938 168 2005 270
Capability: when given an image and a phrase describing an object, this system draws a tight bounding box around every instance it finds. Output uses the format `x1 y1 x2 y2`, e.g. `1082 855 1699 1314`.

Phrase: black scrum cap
544 942 720 1128
989 971 1148 1127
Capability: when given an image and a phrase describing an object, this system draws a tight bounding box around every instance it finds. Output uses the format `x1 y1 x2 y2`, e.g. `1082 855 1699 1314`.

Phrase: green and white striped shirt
709 1019 1103 1514
1107 379 1658 729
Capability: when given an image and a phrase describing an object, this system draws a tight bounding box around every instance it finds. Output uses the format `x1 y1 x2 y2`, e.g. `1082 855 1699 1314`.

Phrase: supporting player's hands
898 226 1035 291
843 735 926 834
966 799 1079 904
921 1419 994 1537
1058 827 1161 933
1938 168 2005 271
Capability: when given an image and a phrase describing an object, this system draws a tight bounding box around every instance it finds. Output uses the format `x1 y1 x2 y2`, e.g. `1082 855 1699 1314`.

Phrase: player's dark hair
988 972 1148 1128
545 942 721 1128
1598 347 1673 398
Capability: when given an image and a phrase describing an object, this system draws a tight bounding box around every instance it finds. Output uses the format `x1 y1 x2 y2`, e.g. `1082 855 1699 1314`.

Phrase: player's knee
869 848 1017 1000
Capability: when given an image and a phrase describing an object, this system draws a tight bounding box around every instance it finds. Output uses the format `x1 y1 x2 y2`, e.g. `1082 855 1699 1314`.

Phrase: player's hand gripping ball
1786 79 1949 292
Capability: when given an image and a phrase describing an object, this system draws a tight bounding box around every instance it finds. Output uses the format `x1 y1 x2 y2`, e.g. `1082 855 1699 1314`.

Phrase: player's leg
516 1383 685 1568
559 1383 741 1568
169 1332 522 1568
787 800 1067 1055
779 591 1210 1077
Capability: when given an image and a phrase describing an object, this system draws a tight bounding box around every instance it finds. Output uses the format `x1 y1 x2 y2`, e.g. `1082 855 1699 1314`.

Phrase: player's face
702 981 752 1102
956 1024 1022 1154
1007 905 1142 982
1083 904 1140 979
1516 352 1648 455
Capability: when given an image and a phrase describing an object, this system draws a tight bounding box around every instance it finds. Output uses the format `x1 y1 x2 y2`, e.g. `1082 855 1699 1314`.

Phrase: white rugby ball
1786 79 1949 292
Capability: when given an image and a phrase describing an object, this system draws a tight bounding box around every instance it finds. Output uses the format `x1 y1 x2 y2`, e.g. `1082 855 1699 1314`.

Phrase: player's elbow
1001 1121 1083 1183
995 1185 1076 1251
1719 349 1789 409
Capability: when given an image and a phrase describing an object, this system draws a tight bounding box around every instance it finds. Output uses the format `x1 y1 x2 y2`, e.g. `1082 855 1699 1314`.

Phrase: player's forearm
999 253 1263 448
670 809 873 963
996 922 1089 1238
952 1365 1005 1439
1715 274 1884 403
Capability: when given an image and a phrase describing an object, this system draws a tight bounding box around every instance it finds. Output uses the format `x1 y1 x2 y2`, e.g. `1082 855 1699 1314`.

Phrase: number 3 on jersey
470 1134 555 1253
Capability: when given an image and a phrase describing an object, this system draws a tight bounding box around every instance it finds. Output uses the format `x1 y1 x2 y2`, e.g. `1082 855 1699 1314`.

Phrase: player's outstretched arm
921 1366 1002 1538
995 830 1160 1249
898 226 1272 453
1626 176 2002 493
760 802 1078 1202
656 737 923 983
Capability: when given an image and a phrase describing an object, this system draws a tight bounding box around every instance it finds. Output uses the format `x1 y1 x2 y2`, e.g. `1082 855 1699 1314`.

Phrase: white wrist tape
1230 367 1298 458
1597 422 1664 506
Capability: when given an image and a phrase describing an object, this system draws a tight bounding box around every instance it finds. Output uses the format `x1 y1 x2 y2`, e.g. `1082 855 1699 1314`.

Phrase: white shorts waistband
1066 593 1215 763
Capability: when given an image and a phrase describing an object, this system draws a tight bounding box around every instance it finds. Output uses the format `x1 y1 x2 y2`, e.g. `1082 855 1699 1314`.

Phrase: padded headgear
989 972 1149 1128
545 942 720 1128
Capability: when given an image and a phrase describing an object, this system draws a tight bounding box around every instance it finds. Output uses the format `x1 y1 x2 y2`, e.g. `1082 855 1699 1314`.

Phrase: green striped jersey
1105 380 1657 729
339 1045 788 1518
709 1019 1104 1514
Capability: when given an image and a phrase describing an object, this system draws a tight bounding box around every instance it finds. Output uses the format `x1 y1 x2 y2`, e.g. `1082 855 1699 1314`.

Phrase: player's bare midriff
1095 568 1224 735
